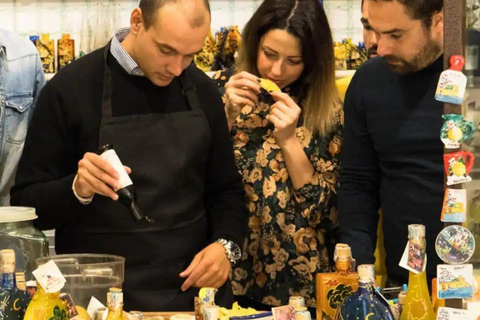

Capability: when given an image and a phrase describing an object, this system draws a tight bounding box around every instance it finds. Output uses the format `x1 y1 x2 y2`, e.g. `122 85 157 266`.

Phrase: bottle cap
358 264 375 282
0 207 37 223
408 224 425 239
449 55 466 71
334 243 351 260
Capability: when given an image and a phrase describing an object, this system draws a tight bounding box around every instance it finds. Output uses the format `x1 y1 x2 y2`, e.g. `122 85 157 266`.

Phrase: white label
87 296 106 320
437 307 473 320
100 149 133 190
32 260 66 293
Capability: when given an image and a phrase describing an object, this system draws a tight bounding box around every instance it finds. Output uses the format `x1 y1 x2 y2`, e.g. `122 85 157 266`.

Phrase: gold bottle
400 225 435 320
105 288 126 320
316 243 358 320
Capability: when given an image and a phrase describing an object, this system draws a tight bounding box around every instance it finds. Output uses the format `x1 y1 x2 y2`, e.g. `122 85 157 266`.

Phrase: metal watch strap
216 238 241 264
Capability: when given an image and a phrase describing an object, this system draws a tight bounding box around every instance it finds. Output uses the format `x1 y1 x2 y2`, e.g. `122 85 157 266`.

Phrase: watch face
230 243 242 260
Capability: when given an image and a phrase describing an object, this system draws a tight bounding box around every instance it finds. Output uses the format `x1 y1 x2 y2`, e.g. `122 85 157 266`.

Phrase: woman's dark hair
236 0 339 136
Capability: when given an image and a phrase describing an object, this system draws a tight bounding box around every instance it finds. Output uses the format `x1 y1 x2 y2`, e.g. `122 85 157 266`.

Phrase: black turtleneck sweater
338 56 445 284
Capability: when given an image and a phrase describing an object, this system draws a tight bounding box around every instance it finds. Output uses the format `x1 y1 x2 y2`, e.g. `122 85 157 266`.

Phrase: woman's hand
266 91 301 148
224 72 261 129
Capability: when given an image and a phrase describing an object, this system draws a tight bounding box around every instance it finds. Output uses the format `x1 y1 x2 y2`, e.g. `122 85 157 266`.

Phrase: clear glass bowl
36 253 125 308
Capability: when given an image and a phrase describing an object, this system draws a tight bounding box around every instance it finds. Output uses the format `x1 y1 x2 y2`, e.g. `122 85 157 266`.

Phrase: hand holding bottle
74 152 132 200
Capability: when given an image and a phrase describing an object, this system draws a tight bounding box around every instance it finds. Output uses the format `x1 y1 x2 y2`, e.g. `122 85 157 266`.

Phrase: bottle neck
358 279 374 291
1 271 16 289
335 259 351 274
108 304 124 316
36 284 60 299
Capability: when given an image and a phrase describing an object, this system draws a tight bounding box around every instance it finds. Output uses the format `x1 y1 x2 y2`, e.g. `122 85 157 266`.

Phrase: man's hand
179 243 231 291
74 152 131 201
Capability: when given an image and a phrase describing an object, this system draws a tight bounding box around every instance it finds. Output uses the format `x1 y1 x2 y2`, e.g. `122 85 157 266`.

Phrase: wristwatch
216 238 242 264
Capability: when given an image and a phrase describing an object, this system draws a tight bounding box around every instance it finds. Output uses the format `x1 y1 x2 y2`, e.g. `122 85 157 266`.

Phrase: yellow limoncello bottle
23 283 67 320
105 288 126 320
400 224 435 320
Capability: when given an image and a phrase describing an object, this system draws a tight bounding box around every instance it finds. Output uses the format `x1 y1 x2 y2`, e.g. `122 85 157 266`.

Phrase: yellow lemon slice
259 78 281 93
448 127 463 141
452 162 466 176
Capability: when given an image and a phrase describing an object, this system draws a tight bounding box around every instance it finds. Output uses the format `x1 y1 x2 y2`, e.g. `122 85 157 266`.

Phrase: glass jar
0 207 49 282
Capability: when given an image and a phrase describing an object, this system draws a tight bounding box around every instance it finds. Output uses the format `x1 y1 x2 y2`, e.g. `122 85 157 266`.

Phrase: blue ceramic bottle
0 249 31 320
338 265 394 320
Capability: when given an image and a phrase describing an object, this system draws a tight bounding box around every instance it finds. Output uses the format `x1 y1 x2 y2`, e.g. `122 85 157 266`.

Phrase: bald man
11 0 247 311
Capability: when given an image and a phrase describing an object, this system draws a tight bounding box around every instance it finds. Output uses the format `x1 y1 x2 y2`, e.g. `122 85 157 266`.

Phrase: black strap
100 41 114 124
178 71 202 111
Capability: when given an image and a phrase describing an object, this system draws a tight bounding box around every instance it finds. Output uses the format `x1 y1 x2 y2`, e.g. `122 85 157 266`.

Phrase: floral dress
213 70 343 308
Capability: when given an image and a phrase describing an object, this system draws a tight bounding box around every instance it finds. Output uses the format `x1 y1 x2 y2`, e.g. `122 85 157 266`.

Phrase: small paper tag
399 241 426 274
437 264 474 299
87 296 106 320
437 307 473 320
32 260 66 293
441 189 467 223
60 293 79 319
272 305 295 320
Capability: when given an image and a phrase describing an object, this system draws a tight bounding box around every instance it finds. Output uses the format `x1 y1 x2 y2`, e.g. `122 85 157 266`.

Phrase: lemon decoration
259 78 281 93
452 162 466 176
448 127 463 141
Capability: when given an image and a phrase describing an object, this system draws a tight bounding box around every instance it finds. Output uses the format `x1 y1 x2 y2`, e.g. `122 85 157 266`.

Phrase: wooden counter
143 311 195 319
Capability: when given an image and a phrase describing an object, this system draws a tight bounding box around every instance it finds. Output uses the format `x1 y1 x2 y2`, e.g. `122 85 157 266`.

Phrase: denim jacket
0 29 46 206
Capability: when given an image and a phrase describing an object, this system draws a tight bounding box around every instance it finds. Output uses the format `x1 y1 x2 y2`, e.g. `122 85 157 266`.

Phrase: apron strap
178 70 202 111
101 43 202 126
101 41 114 124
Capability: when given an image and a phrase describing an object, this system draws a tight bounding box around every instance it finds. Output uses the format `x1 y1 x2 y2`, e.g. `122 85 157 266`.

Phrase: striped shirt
110 28 144 76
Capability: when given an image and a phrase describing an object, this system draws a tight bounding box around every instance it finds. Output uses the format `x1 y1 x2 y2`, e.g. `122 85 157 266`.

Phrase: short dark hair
372 0 443 27
139 0 211 29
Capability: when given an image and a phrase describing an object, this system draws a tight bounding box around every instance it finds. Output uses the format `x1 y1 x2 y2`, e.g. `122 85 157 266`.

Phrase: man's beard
384 37 442 74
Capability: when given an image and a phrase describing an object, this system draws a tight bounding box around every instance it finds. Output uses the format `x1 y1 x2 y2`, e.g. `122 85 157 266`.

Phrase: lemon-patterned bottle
400 225 435 320
23 283 67 320
105 288 126 320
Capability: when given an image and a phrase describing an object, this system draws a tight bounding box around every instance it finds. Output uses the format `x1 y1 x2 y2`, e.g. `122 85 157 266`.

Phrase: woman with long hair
213 0 343 309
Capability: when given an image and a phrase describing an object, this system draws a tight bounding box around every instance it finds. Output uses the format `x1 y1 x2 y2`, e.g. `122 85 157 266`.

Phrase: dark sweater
338 56 445 284
11 47 247 250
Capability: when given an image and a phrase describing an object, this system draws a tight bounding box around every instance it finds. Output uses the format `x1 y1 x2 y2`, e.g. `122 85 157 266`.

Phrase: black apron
65 43 234 311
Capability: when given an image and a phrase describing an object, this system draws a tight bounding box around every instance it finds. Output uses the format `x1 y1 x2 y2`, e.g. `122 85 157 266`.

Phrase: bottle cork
358 264 375 282
398 291 407 305
0 249 15 273
408 224 425 239
334 244 352 271
107 287 123 307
